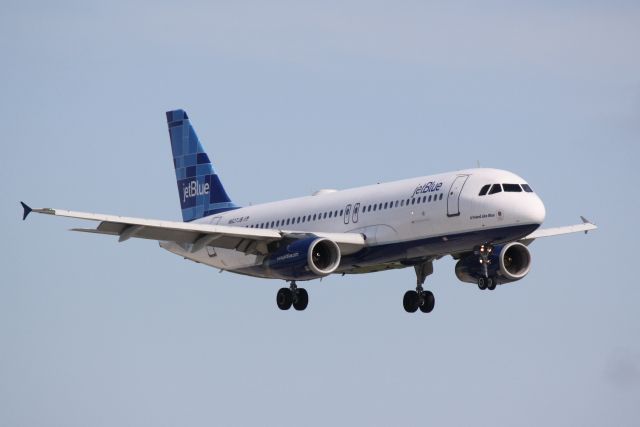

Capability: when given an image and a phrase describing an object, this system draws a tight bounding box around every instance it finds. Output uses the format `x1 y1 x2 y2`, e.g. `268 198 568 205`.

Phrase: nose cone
528 195 546 225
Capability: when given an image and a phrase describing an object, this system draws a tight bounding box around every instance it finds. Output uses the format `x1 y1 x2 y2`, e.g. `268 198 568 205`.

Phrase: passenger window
503 183 522 192
373 204 377 211
489 184 502 195
522 184 533 193
401 200 404 207
324 212 327 219
340 210 344 216
439 193 443 200
406 199 410 205
428 195 432 202
479 184 490 196
395 201 399 208
384 202 388 209
411 198 416 205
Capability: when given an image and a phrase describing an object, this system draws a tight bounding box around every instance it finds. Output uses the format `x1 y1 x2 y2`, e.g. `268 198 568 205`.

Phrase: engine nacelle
455 242 532 285
264 237 341 281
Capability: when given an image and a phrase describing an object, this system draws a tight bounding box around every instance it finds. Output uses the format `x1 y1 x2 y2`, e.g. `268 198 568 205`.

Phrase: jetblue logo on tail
182 180 210 203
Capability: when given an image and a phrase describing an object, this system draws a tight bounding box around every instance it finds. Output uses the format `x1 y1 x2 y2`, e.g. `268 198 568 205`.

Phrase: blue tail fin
166 109 240 222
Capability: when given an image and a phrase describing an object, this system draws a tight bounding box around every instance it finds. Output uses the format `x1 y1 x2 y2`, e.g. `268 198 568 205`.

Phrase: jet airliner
21 110 597 313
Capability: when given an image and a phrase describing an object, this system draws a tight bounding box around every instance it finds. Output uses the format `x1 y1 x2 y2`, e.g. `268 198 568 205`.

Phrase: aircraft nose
528 195 546 225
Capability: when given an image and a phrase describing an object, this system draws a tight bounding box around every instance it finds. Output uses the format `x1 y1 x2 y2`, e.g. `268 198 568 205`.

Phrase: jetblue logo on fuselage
182 180 210 202
411 181 443 197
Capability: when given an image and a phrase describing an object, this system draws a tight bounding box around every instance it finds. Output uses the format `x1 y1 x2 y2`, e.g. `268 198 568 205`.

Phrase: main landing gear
476 244 498 291
403 261 435 314
276 281 308 311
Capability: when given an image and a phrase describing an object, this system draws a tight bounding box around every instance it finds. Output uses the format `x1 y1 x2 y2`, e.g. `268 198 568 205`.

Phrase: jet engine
455 242 532 285
264 237 341 280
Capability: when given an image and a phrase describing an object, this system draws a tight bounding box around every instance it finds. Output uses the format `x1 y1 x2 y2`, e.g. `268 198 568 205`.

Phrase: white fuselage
161 168 546 278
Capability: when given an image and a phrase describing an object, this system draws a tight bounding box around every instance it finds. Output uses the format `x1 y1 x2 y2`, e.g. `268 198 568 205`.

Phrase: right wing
520 216 597 245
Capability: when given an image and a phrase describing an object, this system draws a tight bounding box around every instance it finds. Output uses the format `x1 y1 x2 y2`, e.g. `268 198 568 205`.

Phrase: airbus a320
21 109 597 313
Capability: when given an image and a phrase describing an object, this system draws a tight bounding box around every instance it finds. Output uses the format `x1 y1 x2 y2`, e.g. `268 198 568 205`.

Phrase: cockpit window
478 184 490 196
488 184 502 195
503 183 522 192
521 184 533 193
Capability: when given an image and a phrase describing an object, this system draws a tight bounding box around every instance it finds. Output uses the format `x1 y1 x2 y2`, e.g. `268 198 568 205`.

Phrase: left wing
20 202 366 256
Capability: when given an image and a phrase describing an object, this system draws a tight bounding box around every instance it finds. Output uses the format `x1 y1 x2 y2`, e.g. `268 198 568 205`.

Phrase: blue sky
1 1 639 426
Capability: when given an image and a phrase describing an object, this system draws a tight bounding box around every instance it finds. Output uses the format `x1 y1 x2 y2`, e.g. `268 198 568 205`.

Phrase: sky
1 1 639 426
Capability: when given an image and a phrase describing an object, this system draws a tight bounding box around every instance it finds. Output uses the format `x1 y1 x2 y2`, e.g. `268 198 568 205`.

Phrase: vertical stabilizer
166 109 239 222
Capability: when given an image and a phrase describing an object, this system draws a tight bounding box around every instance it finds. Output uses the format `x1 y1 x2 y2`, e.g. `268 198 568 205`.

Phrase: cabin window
522 184 533 193
383 202 388 209
503 183 522 192
489 184 502 195
479 184 490 196
439 193 443 200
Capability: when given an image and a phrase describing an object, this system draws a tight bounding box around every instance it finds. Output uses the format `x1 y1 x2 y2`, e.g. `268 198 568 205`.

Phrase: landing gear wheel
276 288 293 310
477 277 487 290
487 278 497 290
403 290 419 313
419 291 435 313
293 288 308 311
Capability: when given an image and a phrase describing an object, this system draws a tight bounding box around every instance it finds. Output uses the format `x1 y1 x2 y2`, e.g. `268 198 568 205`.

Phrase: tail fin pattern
166 109 239 222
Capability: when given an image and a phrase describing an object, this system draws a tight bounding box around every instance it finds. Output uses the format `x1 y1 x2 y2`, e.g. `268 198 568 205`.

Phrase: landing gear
476 244 498 291
477 276 497 290
276 281 309 311
403 261 436 314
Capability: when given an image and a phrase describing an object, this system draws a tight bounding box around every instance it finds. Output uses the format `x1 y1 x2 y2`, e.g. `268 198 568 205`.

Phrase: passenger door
447 175 470 217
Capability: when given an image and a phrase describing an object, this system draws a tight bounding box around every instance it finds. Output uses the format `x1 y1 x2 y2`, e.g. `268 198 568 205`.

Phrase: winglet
20 201 32 221
580 216 594 234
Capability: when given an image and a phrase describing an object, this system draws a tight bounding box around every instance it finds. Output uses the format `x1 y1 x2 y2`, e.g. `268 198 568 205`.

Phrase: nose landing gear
476 244 497 290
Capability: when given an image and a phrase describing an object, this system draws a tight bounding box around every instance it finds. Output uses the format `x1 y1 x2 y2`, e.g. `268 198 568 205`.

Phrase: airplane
20 109 597 313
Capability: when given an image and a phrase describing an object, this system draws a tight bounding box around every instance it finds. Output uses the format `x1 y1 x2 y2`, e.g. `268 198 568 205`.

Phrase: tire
487 278 497 290
477 277 487 290
293 288 309 311
277 288 293 310
403 290 419 313
419 291 435 313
